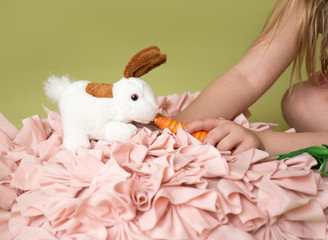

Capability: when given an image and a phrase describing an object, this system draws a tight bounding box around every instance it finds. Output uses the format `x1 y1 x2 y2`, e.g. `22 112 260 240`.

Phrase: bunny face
113 77 159 124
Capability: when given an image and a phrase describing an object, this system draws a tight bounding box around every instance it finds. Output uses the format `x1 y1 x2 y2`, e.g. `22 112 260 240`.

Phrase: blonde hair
258 0 328 85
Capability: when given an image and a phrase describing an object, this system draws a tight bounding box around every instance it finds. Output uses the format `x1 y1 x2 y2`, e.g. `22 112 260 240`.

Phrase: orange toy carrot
154 117 208 142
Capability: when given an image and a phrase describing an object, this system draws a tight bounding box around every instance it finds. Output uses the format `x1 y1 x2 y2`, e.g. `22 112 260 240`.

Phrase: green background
0 0 291 131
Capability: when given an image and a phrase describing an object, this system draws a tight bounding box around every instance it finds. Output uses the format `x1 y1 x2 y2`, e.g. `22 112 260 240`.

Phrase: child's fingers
232 133 263 155
216 135 240 152
204 125 229 146
184 118 225 133
210 131 241 152
231 142 249 155
204 121 242 151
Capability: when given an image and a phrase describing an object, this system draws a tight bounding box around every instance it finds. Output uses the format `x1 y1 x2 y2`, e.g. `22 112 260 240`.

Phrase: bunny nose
151 111 158 120
147 108 159 123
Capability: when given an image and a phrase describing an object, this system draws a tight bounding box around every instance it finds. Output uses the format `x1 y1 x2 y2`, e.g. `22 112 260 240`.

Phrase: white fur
44 76 159 152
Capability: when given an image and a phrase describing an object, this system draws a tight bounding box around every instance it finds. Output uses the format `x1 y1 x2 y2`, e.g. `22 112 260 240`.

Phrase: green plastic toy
276 144 328 176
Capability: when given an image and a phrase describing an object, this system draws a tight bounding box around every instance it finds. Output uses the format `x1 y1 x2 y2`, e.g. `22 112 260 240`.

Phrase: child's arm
184 118 264 154
256 130 328 156
185 118 328 156
175 1 304 123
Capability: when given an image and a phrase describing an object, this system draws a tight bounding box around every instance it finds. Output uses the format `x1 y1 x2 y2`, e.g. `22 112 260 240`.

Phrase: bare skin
175 0 328 156
282 79 328 132
184 118 264 155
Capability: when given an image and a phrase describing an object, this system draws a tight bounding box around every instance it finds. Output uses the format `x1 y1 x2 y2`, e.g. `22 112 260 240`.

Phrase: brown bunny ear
123 46 167 78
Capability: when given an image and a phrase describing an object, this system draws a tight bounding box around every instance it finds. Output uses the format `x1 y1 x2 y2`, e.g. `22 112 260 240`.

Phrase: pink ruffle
0 92 328 240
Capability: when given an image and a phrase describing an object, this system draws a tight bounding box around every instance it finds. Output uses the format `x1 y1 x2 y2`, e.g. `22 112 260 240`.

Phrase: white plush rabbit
44 46 166 152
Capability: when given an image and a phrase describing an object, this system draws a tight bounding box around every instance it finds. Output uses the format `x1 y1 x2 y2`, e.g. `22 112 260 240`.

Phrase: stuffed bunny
44 46 166 152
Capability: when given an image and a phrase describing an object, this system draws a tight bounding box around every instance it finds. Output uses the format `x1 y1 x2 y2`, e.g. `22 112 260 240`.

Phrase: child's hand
184 118 264 154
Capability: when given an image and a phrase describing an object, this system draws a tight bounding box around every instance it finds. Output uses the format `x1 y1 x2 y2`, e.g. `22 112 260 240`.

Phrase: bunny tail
44 75 71 103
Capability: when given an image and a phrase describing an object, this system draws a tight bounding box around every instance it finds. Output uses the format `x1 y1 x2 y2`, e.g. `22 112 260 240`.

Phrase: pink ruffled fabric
1 91 328 240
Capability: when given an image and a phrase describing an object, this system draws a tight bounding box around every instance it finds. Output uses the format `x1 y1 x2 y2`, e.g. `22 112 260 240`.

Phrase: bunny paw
63 135 91 152
104 122 137 143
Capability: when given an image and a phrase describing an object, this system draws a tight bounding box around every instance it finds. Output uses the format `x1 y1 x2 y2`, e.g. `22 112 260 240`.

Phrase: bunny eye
131 94 139 101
